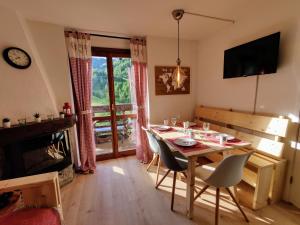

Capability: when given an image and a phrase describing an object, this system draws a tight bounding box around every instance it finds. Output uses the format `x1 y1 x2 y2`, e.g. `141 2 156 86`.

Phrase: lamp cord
177 19 180 65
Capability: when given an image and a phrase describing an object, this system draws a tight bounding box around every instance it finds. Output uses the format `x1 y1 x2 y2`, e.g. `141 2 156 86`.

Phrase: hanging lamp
171 9 234 88
172 9 184 88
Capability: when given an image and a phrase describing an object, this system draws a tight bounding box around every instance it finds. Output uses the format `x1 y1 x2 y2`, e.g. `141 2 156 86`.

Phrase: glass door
92 47 136 160
112 57 137 152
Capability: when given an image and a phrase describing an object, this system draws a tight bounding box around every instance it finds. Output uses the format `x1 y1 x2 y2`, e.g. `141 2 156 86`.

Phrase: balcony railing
92 104 133 114
92 104 136 146
92 104 136 122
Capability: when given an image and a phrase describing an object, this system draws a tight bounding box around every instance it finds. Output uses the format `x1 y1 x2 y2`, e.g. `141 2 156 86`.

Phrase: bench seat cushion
0 208 61 225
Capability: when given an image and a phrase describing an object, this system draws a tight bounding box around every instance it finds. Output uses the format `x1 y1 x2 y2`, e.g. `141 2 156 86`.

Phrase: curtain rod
90 33 131 40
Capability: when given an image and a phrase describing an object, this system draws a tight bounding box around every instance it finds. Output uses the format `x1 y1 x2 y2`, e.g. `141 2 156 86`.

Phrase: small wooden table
151 125 251 219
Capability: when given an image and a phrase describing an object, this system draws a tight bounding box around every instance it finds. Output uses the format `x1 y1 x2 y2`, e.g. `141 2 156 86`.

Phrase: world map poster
155 66 190 95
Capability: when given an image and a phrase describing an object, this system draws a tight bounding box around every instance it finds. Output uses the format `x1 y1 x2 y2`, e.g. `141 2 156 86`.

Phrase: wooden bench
0 172 63 219
194 106 289 210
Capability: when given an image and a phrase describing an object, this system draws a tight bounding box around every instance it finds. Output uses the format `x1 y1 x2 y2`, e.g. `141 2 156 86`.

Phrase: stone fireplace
0 116 76 186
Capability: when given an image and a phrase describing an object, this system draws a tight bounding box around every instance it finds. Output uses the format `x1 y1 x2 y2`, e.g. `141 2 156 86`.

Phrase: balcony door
92 47 136 160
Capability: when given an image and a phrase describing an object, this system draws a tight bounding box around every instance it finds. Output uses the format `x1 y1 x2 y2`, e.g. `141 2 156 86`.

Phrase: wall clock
2 47 31 69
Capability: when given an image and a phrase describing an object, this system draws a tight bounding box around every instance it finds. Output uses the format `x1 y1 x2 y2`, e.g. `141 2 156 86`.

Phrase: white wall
27 20 73 109
196 0 300 205
196 1 300 115
147 36 198 123
0 6 57 123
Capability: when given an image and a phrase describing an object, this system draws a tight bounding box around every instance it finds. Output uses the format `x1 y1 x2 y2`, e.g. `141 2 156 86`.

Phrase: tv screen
223 32 280 79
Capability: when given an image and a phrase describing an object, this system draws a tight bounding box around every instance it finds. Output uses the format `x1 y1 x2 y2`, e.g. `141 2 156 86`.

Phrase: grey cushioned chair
155 138 188 211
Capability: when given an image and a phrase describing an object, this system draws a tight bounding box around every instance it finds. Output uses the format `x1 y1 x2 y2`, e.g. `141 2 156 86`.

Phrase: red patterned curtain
65 31 96 173
130 38 151 163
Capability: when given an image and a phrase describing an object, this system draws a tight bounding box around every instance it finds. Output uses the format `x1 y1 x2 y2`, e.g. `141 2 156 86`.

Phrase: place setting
201 132 248 148
151 116 181 133
151 125 173 133
167 136 209 153
156 119 248 153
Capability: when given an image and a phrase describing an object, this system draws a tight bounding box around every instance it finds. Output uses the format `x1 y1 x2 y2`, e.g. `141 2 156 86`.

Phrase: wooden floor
61 156 300 225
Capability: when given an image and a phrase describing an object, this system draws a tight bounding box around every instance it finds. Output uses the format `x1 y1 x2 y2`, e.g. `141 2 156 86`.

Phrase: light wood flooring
61 156 300 225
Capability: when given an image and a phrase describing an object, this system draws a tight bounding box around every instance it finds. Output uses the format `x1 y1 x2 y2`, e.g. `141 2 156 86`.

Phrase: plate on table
174 137 197 147
155 125 171 131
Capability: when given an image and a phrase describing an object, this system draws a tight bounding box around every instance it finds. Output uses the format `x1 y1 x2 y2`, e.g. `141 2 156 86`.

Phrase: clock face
2 47 31 69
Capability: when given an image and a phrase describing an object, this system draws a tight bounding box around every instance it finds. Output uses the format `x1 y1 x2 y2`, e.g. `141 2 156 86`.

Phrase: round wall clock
2 47 31 69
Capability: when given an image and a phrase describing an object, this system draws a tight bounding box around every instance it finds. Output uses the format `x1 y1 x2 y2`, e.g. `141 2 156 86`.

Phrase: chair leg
155 169 171 189
155 156 161 185
171 171 177 211
146 153 157 171
154 153 159 165
226 188 249 223
194 185 209 201
215 188 220 225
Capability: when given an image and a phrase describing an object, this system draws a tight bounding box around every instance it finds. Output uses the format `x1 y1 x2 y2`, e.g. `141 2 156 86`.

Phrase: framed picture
155 66 190 95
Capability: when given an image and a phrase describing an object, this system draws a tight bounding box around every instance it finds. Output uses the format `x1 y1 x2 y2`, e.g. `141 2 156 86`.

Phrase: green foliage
92 57 132 106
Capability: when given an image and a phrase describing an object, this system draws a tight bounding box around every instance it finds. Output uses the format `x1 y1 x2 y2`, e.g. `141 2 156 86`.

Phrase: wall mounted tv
223 32 280 79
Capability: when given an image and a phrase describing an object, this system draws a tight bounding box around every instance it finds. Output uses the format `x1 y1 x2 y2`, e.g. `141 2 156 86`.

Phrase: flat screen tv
223 32 280 79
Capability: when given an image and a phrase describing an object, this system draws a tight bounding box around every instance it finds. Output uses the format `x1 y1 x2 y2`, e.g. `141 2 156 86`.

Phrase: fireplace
0 116 76 186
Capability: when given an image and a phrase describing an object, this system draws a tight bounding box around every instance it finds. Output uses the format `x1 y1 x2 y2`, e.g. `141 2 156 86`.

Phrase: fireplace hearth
0 116 76 186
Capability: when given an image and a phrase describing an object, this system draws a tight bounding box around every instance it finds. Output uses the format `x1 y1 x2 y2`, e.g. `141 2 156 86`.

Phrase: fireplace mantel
0 116 76 146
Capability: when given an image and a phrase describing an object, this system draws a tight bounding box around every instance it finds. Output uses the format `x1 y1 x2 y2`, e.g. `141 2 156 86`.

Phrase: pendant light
172 9 184 88
171 9 234 88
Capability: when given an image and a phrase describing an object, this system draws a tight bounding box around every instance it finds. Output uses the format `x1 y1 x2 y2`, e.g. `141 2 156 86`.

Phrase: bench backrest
194 106 289 159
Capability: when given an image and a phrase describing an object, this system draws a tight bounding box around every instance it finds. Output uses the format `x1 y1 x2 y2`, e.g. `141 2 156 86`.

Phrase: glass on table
187 129 194 139
183 121 190 129
219 134 228 145
171 117 177 127
163 119 169 126
203 122 210 131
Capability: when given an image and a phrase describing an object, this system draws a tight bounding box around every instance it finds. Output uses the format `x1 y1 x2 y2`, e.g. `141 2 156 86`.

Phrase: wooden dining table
151 124 251 219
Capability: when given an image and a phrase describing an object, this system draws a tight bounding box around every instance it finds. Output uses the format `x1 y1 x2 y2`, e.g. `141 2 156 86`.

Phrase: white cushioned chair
194 152 253 225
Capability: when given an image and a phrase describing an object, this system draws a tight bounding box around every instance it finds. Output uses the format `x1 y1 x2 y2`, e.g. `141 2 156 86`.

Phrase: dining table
150 123 251 219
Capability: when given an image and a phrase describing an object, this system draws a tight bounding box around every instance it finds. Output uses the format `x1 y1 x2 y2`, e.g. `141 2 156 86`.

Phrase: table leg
186 156 197 219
